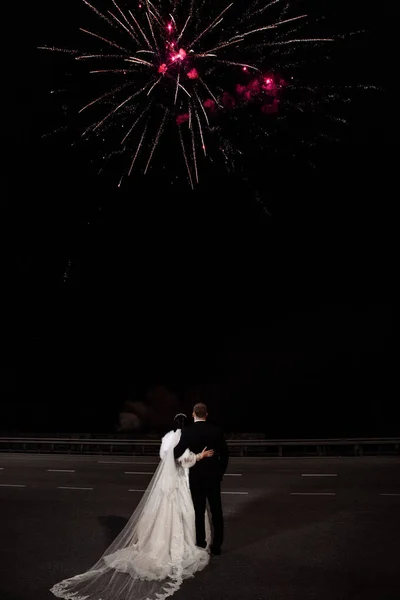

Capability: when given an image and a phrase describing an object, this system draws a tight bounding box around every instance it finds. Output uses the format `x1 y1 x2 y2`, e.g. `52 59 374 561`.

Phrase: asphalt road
0 454 399 600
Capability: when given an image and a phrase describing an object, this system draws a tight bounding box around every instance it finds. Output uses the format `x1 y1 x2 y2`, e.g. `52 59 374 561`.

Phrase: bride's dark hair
173 413 187 430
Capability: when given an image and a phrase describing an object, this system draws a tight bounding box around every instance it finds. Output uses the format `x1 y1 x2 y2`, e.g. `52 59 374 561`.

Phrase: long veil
50 430 209 600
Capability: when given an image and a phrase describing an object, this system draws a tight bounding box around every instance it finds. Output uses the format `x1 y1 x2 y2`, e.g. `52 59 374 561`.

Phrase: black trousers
190 480 224 549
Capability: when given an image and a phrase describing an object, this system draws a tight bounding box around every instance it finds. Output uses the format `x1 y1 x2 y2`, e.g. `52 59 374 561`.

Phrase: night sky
6 2 390 437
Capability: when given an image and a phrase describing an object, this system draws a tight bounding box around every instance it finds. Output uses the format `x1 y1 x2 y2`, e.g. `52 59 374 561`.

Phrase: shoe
210 545 221 555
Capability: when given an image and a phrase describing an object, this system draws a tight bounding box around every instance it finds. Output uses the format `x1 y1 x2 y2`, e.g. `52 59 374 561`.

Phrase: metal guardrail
0 437 399 457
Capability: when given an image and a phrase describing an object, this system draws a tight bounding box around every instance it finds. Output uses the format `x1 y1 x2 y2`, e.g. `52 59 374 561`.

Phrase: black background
5 1 391 435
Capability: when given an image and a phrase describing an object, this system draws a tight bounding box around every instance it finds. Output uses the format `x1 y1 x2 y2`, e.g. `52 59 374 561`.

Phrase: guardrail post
354 444 363 456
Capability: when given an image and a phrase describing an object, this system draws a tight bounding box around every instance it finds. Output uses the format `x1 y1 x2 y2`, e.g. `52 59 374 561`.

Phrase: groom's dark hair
193 403 207 418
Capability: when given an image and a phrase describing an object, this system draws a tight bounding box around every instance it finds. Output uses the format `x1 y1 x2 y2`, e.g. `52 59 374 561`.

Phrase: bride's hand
199 446 214 460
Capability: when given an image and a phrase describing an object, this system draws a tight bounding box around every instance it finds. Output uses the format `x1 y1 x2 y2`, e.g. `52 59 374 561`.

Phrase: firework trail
40 0 335 186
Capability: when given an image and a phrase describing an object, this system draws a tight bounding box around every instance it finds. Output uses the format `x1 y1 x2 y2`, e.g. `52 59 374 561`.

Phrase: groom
174 402 229 555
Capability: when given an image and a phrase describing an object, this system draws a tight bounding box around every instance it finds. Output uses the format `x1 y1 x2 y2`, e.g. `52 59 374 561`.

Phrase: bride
50 414 214 600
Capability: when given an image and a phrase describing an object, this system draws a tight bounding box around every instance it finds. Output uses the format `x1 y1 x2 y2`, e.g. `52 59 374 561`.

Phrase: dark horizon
4 305 394 437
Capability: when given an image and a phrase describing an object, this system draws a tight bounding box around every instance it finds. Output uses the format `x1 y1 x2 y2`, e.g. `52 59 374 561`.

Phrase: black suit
174 420 229 550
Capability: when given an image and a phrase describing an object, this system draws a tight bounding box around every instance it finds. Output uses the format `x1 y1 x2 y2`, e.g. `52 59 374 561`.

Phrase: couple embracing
51 402 229 600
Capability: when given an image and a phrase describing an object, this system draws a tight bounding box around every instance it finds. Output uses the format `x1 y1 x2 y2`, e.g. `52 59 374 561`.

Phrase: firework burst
40 0 335 187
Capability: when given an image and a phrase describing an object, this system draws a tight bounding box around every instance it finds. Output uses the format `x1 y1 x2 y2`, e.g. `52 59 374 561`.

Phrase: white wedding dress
50 429 210 600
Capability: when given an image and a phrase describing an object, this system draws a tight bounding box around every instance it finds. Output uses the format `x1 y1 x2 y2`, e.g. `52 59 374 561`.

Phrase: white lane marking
125 471 154 475
301 473 337 477
291 492 336 496
58 486 93 490
0 467 4 470
0 484 26 487
380 493 400 496
47 469 76 473
225 473 242 476
129 489 146 492
99 461 159 465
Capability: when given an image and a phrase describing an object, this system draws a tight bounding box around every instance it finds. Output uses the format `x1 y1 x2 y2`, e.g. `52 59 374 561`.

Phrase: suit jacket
173 421 229 486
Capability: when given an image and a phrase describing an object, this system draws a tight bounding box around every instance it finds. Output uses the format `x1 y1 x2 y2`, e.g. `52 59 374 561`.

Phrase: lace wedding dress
50 429 210 600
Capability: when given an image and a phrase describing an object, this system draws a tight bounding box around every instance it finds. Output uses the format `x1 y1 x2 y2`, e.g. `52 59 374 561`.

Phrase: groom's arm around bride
173 403 229 481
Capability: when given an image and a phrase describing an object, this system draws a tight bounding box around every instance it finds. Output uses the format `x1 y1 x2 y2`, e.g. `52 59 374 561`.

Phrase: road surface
0 454 399 600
